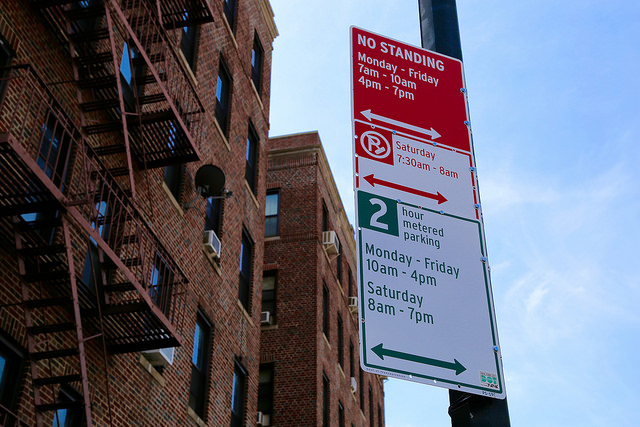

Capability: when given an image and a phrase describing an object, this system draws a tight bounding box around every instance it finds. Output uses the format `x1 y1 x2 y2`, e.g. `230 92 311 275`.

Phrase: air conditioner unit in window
350 376 358 393
203 230 222 260
257 411 271 426
261 311 272 325
142 347 175 368
322 230 340 255
348 296 358 313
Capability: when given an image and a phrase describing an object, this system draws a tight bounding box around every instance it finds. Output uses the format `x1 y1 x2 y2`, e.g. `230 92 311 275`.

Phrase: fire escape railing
0 64 186 351
0 402 29 427
32 0 213 169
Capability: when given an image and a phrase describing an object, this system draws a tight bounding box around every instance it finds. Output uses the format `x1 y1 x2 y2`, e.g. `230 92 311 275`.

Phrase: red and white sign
351 26 478 219
351 27 506 399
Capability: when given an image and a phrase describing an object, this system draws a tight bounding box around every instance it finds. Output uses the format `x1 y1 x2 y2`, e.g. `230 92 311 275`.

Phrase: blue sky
268 1 640 425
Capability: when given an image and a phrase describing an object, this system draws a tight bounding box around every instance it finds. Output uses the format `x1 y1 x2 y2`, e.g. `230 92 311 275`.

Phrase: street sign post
351 26 505 399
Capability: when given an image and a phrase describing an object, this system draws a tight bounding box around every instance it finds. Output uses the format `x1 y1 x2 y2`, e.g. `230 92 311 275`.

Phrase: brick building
260 132 386 427
0 0 278 425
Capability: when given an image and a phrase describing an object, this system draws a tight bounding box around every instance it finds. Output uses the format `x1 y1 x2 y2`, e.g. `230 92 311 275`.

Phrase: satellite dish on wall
195 164 225 198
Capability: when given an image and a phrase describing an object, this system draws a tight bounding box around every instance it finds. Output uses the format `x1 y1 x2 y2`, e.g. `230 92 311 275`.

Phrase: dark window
81 201 111 292
265 190 279 237
251 33 264 93
322 373 330 427
369 385 374 427
215 58 232 136
261 271 276 324
378 404 383 427
338 401 345 427
223 0 237 32
52 386 83 427
230 361 246 427
39 111 73 189
0 34 15 100
245 123 259 194
164 163 185 202
348 267 353 297
180 25 199 69
238 229 253 310
322 282 329 337
150 254 173 315
322 201 328 232
349 341 355 379
119 42 142 111
204 197 222 236
257 364 274 421
337 313 344 369
0 335 23 413
336 236 342 283
359 369 364 411
189 312 211 418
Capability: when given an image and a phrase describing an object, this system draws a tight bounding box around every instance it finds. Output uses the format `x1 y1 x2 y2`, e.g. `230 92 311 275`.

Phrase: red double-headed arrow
363 174 448 204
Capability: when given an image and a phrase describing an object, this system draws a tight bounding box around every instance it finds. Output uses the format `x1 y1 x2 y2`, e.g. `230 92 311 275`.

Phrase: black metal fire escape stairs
0 1 214 425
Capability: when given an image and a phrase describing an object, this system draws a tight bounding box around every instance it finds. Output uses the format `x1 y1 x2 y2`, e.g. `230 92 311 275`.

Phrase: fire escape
0 0 213 425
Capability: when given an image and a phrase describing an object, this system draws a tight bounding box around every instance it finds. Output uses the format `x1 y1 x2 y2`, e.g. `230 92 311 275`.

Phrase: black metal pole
417 1 511 425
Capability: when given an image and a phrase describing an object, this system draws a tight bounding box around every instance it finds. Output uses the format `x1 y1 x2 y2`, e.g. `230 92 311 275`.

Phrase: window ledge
221 14 239 52
264 236 280 242
162 181 185 216
244 180 260 209
138 355 166 387
236 299 255 327
212 117 231 151
261 324 278 331
187 406 207 427
250 79 264 111
322 333 332 349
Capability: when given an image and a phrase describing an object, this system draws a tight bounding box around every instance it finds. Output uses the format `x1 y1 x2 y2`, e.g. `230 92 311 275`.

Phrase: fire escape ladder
64 0 137 199
12 216 93 426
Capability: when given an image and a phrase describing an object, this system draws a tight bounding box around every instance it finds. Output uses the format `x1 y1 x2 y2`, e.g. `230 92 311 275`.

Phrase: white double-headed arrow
361 109 441 140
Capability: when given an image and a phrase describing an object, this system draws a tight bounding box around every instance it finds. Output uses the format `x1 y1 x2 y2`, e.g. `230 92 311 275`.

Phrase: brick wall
262 131 385 427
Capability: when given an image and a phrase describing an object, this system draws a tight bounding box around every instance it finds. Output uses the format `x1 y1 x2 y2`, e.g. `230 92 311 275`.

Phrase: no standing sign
351 26 505 399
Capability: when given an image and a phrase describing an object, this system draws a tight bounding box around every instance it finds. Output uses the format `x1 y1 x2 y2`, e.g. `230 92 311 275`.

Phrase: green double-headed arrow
372 343 466 375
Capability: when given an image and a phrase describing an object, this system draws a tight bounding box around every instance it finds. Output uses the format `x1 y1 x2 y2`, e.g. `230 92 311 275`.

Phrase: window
359 369 364 411
245 123 259 194
322 373 330 427
0 33 14 100
378 404 383 427
348 267 353 297
322 201 328 232
52 386 83 427
189 312 211 418
81 201 111 292
349 341 355 379
231 361 246 427
204 196 222 236
337 313 344 369
150 254 173 315
336 236 342 282
338 401 345 427
257 364 274 421
238 229 253 310
265 190 279 237
164 163 185 203
39 111 72 189
119 42 141 111
261 271 276 324
322 282 329 337
251 33 264 93
369 385 374 427
180 24 198 70
215 58 232 136
0 335 23 413
223 0 237 32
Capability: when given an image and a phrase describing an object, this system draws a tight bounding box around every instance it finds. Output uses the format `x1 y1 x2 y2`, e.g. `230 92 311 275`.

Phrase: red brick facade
261 132 386 427
0 1 277 426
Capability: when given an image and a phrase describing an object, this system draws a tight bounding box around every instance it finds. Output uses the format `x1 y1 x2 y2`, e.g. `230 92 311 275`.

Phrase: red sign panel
351 26 470 152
